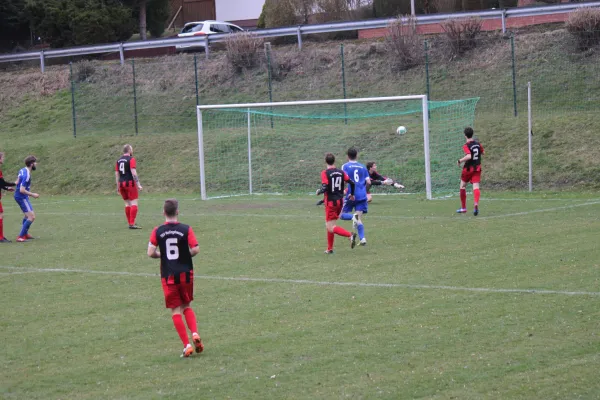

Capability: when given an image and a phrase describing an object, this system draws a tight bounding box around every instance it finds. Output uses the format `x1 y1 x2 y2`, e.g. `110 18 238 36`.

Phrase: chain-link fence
13 25 598 189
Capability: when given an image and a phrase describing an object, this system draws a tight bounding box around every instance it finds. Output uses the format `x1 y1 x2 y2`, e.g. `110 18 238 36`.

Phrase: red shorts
325 200 343 222
119 184 139 201
461 168 481 184
162 272 194 308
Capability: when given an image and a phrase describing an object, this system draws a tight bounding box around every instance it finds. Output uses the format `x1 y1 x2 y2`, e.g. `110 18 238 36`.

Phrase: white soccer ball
396 126 407 135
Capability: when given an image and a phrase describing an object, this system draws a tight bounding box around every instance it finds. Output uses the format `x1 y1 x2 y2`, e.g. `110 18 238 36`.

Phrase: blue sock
340 213 353 220
19 219 32 237
357 224 365 240
22 217 27 225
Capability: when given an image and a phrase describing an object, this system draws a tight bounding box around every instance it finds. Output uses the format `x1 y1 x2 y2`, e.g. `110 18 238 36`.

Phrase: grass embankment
0 26 599 195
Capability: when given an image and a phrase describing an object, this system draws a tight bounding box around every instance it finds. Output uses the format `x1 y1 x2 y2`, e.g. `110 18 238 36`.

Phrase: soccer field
1 193 599 399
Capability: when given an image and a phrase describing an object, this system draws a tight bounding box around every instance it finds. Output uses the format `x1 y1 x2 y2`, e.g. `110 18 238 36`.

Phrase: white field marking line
22 199 600 220
1 266 599 297
479 200 600 219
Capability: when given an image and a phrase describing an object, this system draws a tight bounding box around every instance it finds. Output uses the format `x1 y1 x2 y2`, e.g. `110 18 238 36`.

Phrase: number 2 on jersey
166 238 179 260
472 147 480 161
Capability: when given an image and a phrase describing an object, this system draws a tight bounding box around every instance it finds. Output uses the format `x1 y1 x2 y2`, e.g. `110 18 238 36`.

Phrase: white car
176 20 244 51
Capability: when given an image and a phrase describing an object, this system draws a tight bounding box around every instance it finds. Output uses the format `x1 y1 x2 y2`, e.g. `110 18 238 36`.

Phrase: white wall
216 0 265 21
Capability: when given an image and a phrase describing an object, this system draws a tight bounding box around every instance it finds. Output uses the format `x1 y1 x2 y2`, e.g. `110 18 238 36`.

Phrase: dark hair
24 155 37 167
347 147 358 160
123 144 132 154
164 198 179 217
366 161 375 170
325 153 335 166
464 127 474 139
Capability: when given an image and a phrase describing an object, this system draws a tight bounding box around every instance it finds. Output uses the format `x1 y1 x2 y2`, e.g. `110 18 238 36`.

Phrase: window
181 23 203 34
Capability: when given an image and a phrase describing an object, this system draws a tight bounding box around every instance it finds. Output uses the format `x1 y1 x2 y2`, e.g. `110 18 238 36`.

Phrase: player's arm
131 168 143 190
0 176 15 191
316 171 328 195
17 175 39 198
370 172 385 186
147 228 160 258
188 227 200 257
130 158 142 190
115 170 120 193
344 172 355 196
457 145 472 166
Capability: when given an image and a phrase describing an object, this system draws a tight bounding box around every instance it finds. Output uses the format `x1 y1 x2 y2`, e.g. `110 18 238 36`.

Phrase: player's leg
457 178 468 213
129 199 139 228
354 207 367 245
0 202 9 242
17 199 35 242
472 180 481 216
339 198 354 221
120 185 132 226
164 281 193 357
367 193 372 203
182 303 203 353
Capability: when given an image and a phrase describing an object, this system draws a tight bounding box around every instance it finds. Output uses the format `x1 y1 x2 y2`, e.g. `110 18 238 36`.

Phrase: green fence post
194 54 200 106
132 59 139 135
265 42 274 128
341 43 347 125
424 40 431 102
511 34 518 117
69 62 77 138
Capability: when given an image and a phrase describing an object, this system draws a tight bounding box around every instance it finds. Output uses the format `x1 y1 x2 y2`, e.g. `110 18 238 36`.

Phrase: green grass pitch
1 192 599 399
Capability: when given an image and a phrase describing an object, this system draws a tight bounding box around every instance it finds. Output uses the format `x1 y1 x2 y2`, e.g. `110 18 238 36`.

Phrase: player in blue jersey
14 155 40 242
341 147 371 246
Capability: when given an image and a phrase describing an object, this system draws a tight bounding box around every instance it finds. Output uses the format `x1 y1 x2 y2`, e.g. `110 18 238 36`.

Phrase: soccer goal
196 96 479 200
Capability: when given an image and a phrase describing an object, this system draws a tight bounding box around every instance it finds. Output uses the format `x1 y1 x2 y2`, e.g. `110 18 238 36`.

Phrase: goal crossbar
196 95 427 110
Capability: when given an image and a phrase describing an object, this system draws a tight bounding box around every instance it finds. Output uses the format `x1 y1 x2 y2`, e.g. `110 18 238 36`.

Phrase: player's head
163 198 179 218
464 127 474 139
123 144 133 155
0 152 4 164
366 161 376 172
347 147 358 161
325 153 335 166
24 155 37 170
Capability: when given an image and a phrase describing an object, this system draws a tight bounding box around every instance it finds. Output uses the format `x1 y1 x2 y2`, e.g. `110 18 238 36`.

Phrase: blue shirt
342 161 370 201
14 167 31 200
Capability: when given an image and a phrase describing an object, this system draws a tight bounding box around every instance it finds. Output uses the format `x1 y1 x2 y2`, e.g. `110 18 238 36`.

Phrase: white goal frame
196 95 432 200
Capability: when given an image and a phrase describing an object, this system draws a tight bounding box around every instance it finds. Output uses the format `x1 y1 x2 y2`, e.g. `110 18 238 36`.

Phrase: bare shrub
441 17 483 58
384 16 422 71
225 32 265 73
566 8 600 51
76 60 96 82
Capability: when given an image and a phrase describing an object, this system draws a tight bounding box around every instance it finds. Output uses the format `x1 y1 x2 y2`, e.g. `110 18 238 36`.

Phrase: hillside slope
0 27 598 195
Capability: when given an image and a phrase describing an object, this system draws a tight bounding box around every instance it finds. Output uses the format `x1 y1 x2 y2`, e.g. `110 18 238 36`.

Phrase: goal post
196 95 479 200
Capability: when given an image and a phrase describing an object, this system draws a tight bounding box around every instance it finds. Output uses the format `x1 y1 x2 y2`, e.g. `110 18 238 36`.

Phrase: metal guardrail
1 1 599 72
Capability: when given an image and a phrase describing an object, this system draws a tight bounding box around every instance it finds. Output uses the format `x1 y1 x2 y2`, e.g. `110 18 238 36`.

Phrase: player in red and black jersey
365 161 405 203
0 152 16 243
115 144 143 229
316 153 357 254
148 198 204 358
457 127 484 216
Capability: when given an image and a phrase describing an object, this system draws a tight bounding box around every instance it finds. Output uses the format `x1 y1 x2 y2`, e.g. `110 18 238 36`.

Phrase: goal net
196 96 479 200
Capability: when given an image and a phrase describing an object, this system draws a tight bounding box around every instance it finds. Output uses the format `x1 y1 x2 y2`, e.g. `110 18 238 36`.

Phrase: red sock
130 205 138 225
333 226 351 237
0 218 4 239
172 314 189 347
327 231 334 251
473 188 480 206
125 206 131 224
183 307 198 334
460 188 467 209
